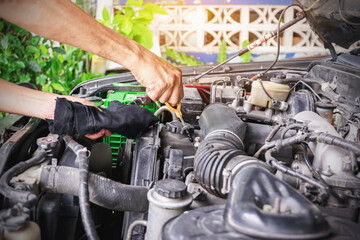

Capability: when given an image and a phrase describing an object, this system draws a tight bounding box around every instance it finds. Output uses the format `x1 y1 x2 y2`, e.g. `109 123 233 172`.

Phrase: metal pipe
126 220 147 240
154 106 177 121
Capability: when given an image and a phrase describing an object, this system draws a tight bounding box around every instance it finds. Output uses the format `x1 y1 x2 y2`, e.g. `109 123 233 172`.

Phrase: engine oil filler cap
155 179 187 199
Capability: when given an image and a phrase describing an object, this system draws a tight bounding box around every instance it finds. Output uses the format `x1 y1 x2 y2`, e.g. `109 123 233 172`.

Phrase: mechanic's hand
85 129 112 140
131 51 183 106
47 98 159 139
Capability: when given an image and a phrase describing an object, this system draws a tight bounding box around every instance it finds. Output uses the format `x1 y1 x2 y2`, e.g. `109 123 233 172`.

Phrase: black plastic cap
155 179 187 199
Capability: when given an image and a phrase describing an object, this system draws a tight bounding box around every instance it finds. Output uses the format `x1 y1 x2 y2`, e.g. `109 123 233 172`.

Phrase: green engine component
103 83 158 165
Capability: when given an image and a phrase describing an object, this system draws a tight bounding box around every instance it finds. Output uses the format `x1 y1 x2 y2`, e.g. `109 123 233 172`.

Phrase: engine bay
1 0 360 238
0 52 359 240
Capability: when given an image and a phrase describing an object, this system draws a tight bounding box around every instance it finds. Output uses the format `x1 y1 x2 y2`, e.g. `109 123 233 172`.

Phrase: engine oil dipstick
190 11 305 83
165 102 194 142
165 102 182 119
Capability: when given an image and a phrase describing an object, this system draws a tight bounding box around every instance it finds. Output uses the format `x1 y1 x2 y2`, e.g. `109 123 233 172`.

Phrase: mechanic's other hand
47 98 159 139
85 129 112 140
131 51 183 106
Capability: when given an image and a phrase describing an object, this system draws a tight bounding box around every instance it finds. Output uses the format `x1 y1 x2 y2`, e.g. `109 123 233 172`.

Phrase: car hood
294 0 360 49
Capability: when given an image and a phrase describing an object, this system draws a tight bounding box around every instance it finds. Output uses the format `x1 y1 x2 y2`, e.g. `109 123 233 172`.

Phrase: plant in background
217 39 227 64
241 40 251 63
163 46 203 66
217 40 251 64
98 0 167 49
0 19 102 95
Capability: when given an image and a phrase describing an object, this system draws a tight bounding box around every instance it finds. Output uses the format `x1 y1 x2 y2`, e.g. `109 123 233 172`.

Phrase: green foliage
164 46 203 66
0 19 102 95
217 40 251 64
97 0 167 49
217 39 227 64
241 40 251 63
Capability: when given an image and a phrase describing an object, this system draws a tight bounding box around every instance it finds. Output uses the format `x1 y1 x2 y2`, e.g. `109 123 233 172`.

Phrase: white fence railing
115 4 360 57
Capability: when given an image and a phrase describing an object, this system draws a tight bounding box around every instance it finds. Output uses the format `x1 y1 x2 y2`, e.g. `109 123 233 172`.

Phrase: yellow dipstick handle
165 102 182 119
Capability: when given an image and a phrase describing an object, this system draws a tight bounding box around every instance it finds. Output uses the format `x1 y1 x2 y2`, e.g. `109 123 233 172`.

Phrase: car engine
1 1 360 240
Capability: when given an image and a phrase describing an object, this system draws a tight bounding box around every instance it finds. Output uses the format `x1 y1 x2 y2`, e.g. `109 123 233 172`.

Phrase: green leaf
36 74 47 85
27 60 41 72
133 24 152 49
138 9 153 20
16 61 25 69
164 46 203 66
124 7 135 18
1 35 9 49
126 0 141 7
51 82 65 92
53 47 66 55
113 14 125 25
25 45 38 54
102 7 110 22
240 40 251 63
217 39 227 64
42 83 53 93
121 18 134 36
4 49 12 56
30 36 41 45
51 58 60 74
144 3 168 15
19 74 31 82
39 44 48 54
0 21 4 32
58 54 64 63
133 17 152 25
39 61 47 68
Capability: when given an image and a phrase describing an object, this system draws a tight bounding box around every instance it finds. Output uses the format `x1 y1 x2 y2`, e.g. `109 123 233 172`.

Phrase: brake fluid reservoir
246 80 290 108
146 179 192 240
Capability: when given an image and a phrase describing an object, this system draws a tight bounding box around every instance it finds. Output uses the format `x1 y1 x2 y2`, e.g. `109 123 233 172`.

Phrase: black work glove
47 98 159 138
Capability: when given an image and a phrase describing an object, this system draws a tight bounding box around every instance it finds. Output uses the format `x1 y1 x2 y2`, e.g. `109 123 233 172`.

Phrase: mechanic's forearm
0 0 141 71
0 79 87 120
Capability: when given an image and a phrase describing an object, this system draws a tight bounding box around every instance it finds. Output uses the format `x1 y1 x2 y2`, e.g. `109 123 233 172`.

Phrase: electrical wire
304 0 323 11
339 0 360 26
280 123 306 139
290 80 322 100
263 4 303 76
199 88 210 94
301 143 328 185
198 89 210 103
251 4 304 100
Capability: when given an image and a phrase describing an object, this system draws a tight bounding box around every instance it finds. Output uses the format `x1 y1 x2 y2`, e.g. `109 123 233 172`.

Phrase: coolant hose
39 165 149 212
64 136 99 240
195 104 268 198
0 151 46 206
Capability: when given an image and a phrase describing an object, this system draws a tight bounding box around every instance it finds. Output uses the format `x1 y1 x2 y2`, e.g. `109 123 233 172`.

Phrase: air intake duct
194 104 269 198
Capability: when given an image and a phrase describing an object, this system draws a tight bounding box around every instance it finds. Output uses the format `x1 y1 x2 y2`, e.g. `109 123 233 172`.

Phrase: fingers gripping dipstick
165 102 194 142
165 102 182 119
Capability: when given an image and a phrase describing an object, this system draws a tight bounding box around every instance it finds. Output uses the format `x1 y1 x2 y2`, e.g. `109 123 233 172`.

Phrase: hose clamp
205 129 245 150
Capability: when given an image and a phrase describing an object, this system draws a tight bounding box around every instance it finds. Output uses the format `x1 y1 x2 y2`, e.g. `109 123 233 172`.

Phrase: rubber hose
39 166 149 212
280 123 304 139
77 147 99 240
0 151 46 205
194 132 247 198
313 133 360 155
195 104 257 198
